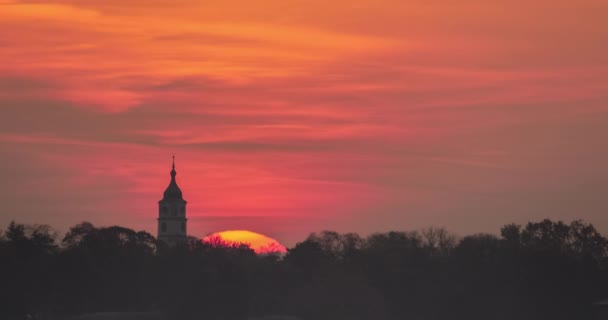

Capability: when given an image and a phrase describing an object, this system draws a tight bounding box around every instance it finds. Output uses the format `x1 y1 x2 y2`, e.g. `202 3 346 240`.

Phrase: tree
284 239 329 270
455 233 501 263
304 231 364 263
5 221 27 243
500 223 522 250
1 219 606 320
568 220 608 262
4 221 57 256
62 221 97 248
28 224 58 254
421 227 457 257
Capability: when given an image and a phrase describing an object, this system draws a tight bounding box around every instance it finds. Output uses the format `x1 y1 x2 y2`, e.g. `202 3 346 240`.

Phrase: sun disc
202 230 287 254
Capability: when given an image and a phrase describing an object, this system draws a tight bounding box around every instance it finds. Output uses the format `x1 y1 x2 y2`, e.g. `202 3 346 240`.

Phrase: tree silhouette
1 218 607 320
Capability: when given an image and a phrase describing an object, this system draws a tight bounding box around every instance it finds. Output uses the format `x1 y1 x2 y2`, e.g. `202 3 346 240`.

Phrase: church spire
171 155 176 178
163 155 182 200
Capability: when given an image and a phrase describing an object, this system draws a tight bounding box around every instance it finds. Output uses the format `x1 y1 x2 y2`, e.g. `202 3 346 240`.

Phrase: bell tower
157 156 187 246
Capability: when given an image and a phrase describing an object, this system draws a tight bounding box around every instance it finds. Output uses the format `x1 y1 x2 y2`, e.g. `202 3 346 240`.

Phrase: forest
1 219 607 320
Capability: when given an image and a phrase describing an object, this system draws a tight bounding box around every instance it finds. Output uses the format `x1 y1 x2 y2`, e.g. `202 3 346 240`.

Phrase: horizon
1 0 608 248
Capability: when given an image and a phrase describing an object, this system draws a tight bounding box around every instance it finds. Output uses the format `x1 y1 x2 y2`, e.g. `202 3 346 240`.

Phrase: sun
202 230 287 254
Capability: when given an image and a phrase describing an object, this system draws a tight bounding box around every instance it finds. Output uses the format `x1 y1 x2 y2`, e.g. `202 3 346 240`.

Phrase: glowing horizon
203 230 287 254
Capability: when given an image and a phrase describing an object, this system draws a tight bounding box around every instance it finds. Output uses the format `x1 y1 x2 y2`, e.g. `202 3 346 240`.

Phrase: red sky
1 0 607 247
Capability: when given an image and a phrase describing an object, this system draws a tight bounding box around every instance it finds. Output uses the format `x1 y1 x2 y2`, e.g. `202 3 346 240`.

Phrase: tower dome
163 156 183 200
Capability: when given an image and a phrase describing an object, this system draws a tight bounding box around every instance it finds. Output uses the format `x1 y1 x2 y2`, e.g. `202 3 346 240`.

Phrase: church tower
157 156 187 246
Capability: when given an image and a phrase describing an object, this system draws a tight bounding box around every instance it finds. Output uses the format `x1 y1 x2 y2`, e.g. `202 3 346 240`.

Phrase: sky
0 0 607 247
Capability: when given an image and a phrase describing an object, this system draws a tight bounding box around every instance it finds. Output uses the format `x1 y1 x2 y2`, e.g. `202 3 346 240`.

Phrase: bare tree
421 227 457 257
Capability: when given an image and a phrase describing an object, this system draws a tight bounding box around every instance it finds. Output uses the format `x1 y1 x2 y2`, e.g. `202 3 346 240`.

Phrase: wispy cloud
1 0 607 245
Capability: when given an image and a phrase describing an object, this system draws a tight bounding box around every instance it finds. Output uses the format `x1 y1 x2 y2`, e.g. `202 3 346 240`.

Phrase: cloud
1 0 608 244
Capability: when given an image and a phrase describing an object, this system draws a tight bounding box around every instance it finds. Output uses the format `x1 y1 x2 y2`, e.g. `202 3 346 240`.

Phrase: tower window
161 223 167 232
181 222 185 232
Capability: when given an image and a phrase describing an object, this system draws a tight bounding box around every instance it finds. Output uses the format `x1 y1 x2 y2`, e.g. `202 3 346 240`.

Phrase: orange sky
1 0 607 246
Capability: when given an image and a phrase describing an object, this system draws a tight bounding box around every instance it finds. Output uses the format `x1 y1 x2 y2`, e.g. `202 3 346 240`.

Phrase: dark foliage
0 219 607 320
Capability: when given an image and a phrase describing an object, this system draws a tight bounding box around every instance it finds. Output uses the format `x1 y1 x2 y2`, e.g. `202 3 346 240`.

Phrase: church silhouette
157 157 187 246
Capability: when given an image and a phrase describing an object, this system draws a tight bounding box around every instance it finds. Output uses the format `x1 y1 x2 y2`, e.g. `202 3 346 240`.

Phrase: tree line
1 219 607 320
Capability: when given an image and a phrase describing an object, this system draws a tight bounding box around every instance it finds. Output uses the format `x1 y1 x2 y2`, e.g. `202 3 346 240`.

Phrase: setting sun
203 230 287 254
